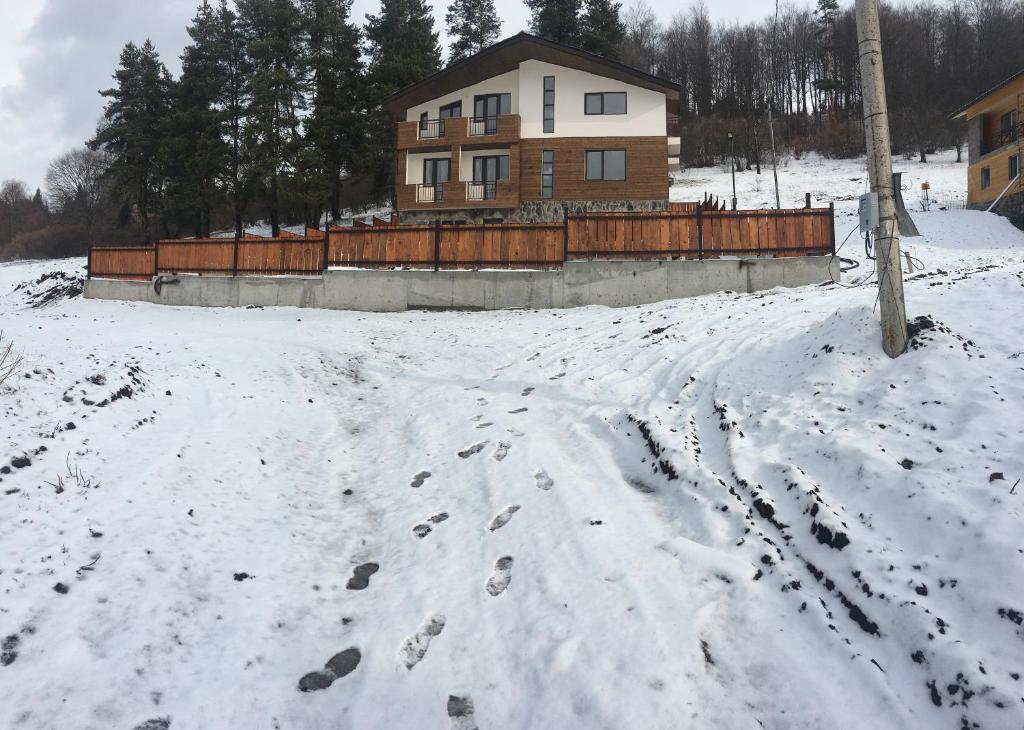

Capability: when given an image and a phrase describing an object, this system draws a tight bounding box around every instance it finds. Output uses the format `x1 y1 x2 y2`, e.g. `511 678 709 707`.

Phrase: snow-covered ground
1 152 1023 730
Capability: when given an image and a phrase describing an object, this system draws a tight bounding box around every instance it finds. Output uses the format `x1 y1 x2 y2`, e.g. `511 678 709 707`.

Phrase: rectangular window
439 101 462 119
584 92 627 115
473 93 511 119
419 111 428 129
542 150 554 198
1001 110 1017 135
422 158 450 185
585 150 625 181
543 76 555 134
472 155 510 182
981 166 991 189
1011 154 1020 180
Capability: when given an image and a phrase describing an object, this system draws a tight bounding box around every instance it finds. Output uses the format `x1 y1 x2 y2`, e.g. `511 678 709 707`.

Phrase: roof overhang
950 67 1024 120
382 32 679 116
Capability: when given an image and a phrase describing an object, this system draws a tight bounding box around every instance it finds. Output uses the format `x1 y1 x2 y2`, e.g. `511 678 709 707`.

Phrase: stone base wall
398 199 668 225
85 256 839 312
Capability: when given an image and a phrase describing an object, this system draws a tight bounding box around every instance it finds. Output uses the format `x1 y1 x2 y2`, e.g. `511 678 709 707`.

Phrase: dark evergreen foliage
446 0 502 63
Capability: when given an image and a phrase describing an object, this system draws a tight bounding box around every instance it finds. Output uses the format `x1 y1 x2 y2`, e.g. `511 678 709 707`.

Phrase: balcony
981 119 1023 156
416 184 445 204
398 180 518 211
465 181 496 201
396 114 521 150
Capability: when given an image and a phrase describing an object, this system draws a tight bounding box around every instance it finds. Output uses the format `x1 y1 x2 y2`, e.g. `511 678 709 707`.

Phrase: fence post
829 202 836 255
86 245 92 279
232 234 239 276
696 206 704 260
433 219 441 272
805 193 812 209
153 242 159 278
562 206 569 262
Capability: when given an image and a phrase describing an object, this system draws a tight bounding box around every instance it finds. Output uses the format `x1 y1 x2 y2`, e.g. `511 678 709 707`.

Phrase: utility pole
855 0 908 358
727 132 737 210
767 105 781 209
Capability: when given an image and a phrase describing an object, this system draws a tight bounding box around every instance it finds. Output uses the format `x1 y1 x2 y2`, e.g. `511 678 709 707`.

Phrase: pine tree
579 0 624 59
365 0 441 97
236 0 307 236
213 0 250 238
301 0 365 223
524 0 583 46
365 0 441 194
446 0 502 63
167 0 230 237
91 40 173 243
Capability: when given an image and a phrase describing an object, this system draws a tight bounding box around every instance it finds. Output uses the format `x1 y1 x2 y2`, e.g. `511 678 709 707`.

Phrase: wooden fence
88 204 834 280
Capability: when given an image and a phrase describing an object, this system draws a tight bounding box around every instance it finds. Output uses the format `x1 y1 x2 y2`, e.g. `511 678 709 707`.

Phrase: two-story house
382 33 680 223
952 69 1024 222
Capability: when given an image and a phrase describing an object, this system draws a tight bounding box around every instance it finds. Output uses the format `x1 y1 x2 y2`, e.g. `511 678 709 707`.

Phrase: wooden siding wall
519 137 668 202
969 150 1022 206
88 206 833 279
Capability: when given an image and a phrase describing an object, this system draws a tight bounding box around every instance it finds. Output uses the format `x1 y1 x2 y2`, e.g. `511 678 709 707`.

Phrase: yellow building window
981 167 991 189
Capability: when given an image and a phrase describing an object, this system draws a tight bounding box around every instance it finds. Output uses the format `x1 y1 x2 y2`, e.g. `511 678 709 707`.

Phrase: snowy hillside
1 152 1023 730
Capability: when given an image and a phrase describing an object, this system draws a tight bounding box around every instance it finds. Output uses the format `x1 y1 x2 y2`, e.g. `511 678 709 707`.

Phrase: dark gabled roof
381 32 679 115
951 67 1024 119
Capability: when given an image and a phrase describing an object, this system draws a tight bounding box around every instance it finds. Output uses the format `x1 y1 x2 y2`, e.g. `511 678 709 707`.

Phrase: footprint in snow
485 556 514 596
399 614 446 669
521 387 534 396
476 422 493 429
458 442 487 459
412 512 449 538
448 695 479 730
1 634 20 666
506 427 524 437
298 647 362 692
493 441 511 461
346 563 379 590
508 407 528 414
488 505 520 532
410 471 431 488
533 469 554 491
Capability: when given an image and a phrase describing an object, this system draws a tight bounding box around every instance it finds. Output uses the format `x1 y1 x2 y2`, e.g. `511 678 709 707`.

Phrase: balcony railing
418 119 445 140
466 181 497 201
981 121 1023 156
468 116 499 137
416 184 444 203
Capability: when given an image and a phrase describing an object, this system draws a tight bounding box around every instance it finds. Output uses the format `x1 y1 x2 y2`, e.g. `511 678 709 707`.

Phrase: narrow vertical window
981 166 991 189
543 76 555 134
1010 154 1020 180
542 150 554 198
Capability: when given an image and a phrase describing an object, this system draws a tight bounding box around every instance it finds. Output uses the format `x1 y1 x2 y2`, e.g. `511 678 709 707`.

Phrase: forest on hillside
1 0 1022 260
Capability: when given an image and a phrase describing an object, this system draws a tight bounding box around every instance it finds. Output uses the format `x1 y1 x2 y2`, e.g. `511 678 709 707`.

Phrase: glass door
472 94 511 135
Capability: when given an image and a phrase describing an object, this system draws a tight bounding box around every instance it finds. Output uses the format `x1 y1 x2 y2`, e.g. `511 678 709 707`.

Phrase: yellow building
953 71 1023 216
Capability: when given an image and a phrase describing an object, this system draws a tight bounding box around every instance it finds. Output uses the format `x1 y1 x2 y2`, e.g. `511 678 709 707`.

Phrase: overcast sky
1 0 802 190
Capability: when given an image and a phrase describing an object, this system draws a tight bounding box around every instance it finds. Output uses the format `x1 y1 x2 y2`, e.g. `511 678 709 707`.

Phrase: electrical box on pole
858 192 879 234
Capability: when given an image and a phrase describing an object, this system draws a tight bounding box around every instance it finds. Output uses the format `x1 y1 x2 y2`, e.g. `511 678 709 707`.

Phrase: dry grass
0 331 23 387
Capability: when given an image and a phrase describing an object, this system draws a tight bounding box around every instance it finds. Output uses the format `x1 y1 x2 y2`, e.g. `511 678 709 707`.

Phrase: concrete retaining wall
85 256 839 312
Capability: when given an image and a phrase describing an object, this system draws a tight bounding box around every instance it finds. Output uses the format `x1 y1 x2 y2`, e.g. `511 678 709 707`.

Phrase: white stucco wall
403 63 667 140
517 60 666 138
405 70 520 122
405 151 452 184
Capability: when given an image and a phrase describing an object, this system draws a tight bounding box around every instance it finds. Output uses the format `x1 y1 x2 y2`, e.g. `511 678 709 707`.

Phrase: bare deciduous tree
44 148 112 232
